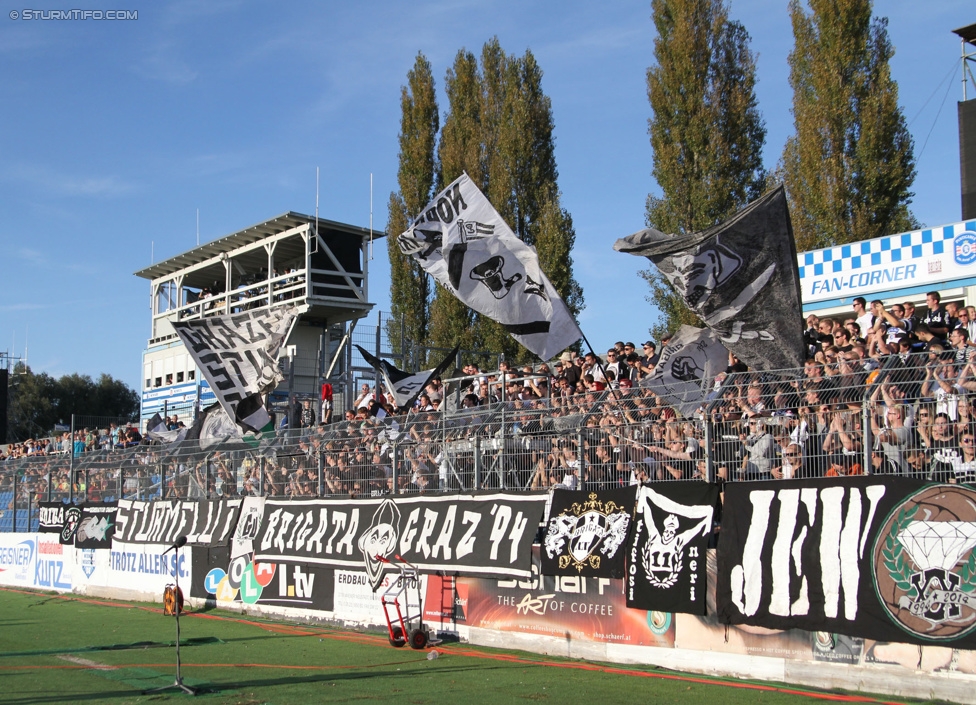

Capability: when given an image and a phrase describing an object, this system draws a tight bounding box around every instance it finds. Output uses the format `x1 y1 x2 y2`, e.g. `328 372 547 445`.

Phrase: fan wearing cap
557 351 581 390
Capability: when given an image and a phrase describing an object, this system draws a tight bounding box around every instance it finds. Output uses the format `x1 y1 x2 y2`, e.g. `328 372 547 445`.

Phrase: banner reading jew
113 498 243 547
172 304 301 434
614 186 805 371
397 174 581 360
627 483 718 615
641 325 728 416
717 478 976 648
253 493 548 590
541 486 636 578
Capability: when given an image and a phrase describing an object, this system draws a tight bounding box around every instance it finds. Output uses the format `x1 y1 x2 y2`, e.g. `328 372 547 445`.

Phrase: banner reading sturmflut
253 493 548 590
541 486 637 579
717 478 976 648
113 498 242 547
627 483 718 615
397 174 581 360
614 186 804 371
172 305 300 433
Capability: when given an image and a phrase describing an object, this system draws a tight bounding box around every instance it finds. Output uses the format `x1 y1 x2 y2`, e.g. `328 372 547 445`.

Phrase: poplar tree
428 49 481 357
781 0 916 252
642 0 767 339
387 53 439 362
427 39 584 363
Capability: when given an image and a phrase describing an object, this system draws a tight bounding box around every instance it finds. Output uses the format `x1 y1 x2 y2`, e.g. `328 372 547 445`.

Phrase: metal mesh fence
5 351 975 531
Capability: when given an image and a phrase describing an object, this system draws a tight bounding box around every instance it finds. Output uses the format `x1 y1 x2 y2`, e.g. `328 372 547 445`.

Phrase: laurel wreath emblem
882 504 917 594
641 539 680 589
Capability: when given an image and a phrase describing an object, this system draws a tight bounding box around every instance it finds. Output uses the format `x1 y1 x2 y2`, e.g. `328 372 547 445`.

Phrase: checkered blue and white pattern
797 223 975 280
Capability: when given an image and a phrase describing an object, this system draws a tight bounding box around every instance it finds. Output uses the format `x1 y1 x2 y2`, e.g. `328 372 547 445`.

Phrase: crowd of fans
4 290 976 518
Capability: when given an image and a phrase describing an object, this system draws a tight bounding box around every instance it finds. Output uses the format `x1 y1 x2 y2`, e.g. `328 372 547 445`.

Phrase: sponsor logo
80 549 96 579
544 493 630 572
204 558 314 605
954 231 976 266
0 539 35 580
873 485 976 641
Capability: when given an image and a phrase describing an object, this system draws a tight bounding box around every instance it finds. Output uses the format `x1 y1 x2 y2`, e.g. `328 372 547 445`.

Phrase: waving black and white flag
397 174 581 360
172 304 300 434
641 325 728 417
614 186 804 371
356 344 459 411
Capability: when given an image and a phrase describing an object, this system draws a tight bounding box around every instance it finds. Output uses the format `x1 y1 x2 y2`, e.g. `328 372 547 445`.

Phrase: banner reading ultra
253 493 548 590
397 174 581 360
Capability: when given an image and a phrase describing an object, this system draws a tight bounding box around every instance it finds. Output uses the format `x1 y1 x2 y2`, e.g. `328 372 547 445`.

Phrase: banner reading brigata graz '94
253 493 548 591
717 478 976 648
113 498 242 547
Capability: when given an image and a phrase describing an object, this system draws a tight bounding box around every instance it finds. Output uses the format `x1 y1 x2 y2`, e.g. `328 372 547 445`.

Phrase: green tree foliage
6 364 139 442
387 53 439 363
643 0 767 337
781 0 916 252
423 39 584 363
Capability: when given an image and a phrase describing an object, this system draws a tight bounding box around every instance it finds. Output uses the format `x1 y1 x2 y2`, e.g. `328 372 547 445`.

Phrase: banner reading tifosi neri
253 493 548 590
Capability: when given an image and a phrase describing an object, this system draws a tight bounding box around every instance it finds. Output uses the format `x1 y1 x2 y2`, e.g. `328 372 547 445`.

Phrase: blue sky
1 0 972 392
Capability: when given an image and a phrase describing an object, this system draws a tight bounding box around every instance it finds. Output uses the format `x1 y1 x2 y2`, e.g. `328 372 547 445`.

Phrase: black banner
190 545 335 612
626 483 719 615
75 503 117 549
541 486 637 579
717 478 976 648
113 498 242 547
38 501 72 534
253 493 548 590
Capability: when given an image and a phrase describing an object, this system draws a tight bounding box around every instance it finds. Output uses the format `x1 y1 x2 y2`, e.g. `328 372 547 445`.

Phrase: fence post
68 414 75 504
474 436 482 490
84 468 90 502
391 443 399 496
259 456 265 496
205 456 212 500
46 462 52 502
862 395 873 475
577 428 585 489
12 471 17 533
317 450 324 497
119 465 125 500
160 461 167 499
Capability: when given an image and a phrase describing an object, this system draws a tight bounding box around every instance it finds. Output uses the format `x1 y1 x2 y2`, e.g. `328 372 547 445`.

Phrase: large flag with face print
614 186 804 371
396 174 582 360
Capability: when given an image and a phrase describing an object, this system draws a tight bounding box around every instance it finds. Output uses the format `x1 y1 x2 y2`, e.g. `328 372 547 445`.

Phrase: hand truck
376 554 441 649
